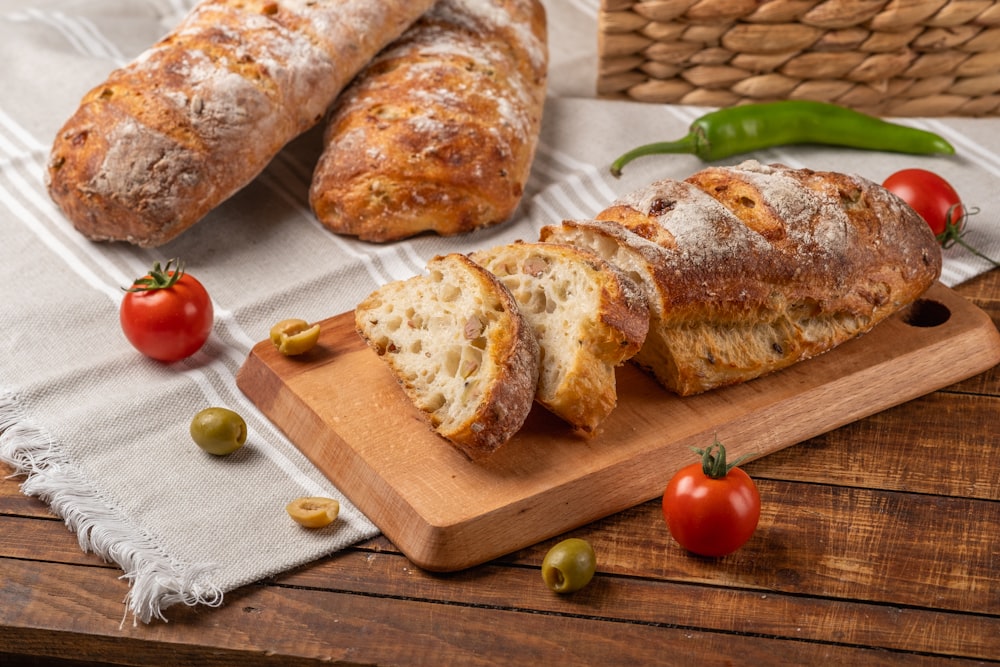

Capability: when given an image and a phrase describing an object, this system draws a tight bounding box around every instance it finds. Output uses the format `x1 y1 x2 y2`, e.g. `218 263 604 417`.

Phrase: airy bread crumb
471 241 648 433
355 253 539 459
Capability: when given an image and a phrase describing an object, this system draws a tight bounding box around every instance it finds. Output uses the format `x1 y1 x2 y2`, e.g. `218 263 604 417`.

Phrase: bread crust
309 0 548 242
46 0 435 247
548 161 943 395
355 253 540 460
470 241 649 433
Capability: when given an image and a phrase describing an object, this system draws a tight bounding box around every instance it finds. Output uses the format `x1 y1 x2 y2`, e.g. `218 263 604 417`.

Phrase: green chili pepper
609 100 956 177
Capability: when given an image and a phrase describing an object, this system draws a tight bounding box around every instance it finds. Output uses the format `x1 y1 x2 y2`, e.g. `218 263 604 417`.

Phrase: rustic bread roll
355 253 540 460
543 160 942 396
470 241 649 434
46 0 435 247
309 0 548 242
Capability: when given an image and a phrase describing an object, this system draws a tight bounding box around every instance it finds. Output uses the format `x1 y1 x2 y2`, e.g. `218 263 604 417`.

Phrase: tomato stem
124 259 186 292
938 207 999 268
693 440 751 479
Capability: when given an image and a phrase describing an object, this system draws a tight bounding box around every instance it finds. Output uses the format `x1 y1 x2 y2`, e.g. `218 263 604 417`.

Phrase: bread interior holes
520 256 594 393
565 231 663 320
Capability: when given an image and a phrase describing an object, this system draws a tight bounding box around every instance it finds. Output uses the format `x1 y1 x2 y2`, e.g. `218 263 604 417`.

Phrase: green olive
269 318 321 356
541 538 596 593
286 497 340 528
190 407 247 456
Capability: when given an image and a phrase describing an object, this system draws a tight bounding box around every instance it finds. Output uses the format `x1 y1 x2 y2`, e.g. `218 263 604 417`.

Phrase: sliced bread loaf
543 160 942 396
354 253 540 460
470 241 648 433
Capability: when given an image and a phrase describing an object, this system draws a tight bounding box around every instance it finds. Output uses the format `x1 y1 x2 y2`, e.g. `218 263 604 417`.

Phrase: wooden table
2 269 998 666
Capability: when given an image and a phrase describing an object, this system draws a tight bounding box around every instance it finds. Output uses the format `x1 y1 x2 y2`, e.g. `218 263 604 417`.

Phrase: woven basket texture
598 0 1000 116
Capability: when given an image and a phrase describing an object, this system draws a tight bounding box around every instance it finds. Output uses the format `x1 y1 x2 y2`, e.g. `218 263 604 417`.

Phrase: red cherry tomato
120 259 213 362
882 168 964 237
883 169 999 268
662 442 760 557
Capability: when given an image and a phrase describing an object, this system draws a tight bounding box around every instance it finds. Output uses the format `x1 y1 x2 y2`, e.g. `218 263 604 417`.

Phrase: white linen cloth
1 0 997 623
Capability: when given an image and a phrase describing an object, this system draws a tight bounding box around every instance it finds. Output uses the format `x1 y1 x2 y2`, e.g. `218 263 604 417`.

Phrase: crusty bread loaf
355 253 540 460
46 0 435 247
542 160 942 396
309 0 548 242
469 241 649 434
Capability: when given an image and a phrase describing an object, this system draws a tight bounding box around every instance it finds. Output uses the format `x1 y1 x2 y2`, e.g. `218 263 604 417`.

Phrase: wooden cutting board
237 282 1000 572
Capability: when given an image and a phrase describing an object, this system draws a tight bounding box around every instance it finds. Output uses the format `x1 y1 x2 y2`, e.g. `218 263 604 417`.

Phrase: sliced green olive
286 497 340 528
269 318 321 356
541 538 597 593
190 407 247 456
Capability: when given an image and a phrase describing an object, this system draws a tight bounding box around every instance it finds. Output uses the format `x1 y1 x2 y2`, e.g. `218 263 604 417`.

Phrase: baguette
470 241 649 433
309 0 548 242
354 253 540 460
543 160 942 395
46 0 435 247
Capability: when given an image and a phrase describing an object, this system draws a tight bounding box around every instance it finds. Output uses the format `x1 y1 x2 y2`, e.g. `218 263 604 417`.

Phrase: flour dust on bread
310 0 548 242
46 0 435 247
470 242 649 434
355 254 540 460
543 160 943 396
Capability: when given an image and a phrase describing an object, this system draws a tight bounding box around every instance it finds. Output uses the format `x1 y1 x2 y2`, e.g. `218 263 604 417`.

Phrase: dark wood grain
2 268 998 666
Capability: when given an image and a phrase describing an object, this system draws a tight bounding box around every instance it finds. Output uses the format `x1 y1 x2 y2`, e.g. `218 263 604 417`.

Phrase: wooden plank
0 463 57 519
279 543 1000 661
6 470 997 619
0 516 118 568
743 392 1000 500
497 483 1000 618
236 282 1000 572
2 479 997 662
0 559 988 667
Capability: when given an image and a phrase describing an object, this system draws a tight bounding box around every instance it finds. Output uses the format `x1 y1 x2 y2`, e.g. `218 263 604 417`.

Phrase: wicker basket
598 0 1000 116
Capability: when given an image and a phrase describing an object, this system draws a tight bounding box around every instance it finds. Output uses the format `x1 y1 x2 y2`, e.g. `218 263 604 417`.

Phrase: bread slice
538 220 677 388
470 241 649 433
354 253 540 459
543 160 942 395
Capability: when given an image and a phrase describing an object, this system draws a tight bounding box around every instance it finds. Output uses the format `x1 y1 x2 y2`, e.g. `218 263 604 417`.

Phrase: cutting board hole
903 299 951 328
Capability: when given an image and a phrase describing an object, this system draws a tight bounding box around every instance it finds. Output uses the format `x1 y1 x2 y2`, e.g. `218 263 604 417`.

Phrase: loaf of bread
46 0 436 247
355 253 540 460
542 160 942 395
309 0 548 242
469 241 649 434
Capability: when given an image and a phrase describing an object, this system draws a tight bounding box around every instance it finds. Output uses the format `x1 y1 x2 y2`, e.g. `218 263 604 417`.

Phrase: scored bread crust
309 0 548 242
544 160 942 396
354 253 540 460
470 241 649 434
46 0 435 247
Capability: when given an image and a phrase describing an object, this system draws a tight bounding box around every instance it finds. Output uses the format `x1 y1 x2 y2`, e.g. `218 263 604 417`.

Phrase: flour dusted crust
470 241 649 434
46 0 435 247
309 0 548 242
354 253 540 460
544 160 943 396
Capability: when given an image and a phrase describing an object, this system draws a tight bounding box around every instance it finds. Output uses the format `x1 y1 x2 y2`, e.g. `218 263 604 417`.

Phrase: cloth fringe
0 390 223 625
